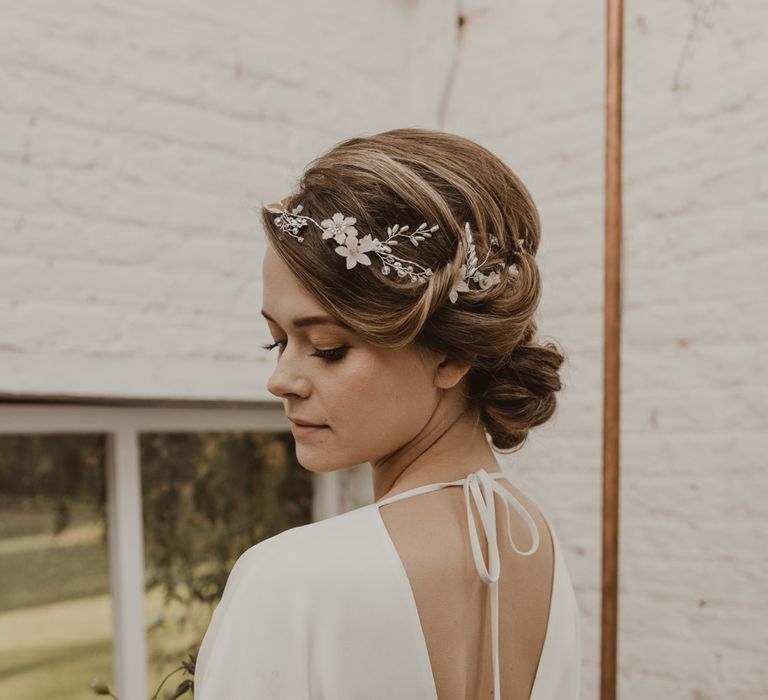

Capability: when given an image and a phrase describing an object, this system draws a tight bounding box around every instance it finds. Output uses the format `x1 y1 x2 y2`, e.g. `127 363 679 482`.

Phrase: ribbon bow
463 468 541 584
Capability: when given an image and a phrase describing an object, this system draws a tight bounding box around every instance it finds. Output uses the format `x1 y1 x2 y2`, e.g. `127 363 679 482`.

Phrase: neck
371 395 501 501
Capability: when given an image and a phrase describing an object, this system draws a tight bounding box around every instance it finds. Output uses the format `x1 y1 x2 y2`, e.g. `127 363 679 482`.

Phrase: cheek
330 356 434 438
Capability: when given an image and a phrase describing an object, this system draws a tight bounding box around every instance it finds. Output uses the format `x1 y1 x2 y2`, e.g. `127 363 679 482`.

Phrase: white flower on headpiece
335 233 376 269
321 213 358 245
476 269 502 290
448 264 472 303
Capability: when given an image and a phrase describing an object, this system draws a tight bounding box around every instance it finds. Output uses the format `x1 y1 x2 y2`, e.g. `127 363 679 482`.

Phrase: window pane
139 431 311 698
0 434 111 700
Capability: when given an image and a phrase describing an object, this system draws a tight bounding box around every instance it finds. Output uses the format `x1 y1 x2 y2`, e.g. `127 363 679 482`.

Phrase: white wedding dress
194 467 582 699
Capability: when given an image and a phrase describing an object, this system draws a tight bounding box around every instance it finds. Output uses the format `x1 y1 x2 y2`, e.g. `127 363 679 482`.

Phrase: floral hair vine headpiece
264 202 521 304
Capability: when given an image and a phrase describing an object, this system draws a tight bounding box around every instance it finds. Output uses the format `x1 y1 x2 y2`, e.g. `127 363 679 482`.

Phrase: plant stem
150 665 183 700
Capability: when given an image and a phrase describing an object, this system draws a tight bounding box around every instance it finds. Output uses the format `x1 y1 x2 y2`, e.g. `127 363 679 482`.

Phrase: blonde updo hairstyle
260 128 565 452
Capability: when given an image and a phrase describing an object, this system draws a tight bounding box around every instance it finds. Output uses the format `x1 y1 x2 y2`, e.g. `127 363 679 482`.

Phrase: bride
193 128 581 699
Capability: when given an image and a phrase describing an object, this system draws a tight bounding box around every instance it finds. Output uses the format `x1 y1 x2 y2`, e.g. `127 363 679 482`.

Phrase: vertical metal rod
602 0 624 698
106 429 148 700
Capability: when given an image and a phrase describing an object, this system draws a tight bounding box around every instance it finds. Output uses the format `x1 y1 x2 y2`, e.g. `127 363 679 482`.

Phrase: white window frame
0 401 341 700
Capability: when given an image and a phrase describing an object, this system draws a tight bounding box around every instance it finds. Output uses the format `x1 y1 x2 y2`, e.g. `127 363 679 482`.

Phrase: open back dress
194 467 582 699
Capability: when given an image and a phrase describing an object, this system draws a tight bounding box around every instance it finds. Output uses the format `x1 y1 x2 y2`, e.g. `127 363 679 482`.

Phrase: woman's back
378 475 555 699
380 479 554 700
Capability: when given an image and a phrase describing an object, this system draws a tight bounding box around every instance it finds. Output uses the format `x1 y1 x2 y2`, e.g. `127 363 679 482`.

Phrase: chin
293 445 363 474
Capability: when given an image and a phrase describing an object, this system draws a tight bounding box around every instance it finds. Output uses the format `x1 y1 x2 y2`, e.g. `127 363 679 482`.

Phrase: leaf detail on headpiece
447 222 508 304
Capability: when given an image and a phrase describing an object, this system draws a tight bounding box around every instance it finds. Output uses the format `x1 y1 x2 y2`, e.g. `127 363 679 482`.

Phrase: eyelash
260 340 348 363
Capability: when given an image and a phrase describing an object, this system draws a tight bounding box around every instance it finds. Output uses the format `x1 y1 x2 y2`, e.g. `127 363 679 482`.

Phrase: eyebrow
260 309 351 330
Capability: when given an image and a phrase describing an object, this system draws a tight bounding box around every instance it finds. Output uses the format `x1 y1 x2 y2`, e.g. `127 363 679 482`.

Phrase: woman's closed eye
260 340 349 363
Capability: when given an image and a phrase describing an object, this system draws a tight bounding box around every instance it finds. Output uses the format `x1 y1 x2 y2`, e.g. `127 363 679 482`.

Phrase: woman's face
261 243 444 473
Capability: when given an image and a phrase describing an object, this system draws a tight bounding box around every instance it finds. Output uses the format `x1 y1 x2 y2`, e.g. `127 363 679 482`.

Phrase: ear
434 351 477 390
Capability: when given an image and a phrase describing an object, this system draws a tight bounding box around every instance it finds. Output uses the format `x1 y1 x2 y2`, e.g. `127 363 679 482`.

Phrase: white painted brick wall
0 0 412 399
1 1 766 698
618 0 768 694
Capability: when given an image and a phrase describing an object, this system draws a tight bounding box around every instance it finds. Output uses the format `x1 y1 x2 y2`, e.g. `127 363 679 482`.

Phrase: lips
289 419 329 438
289 417 326 428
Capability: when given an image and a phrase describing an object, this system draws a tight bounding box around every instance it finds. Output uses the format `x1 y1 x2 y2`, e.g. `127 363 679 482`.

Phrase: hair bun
468 338 565 451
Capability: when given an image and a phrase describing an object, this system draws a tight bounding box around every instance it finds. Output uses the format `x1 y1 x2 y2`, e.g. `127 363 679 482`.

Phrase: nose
266 347 310 399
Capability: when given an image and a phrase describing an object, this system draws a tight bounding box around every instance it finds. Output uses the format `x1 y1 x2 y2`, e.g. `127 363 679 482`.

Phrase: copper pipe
602 0 624 698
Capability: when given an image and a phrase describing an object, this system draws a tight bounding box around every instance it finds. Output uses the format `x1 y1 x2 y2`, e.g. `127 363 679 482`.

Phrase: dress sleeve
193 539 313 699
